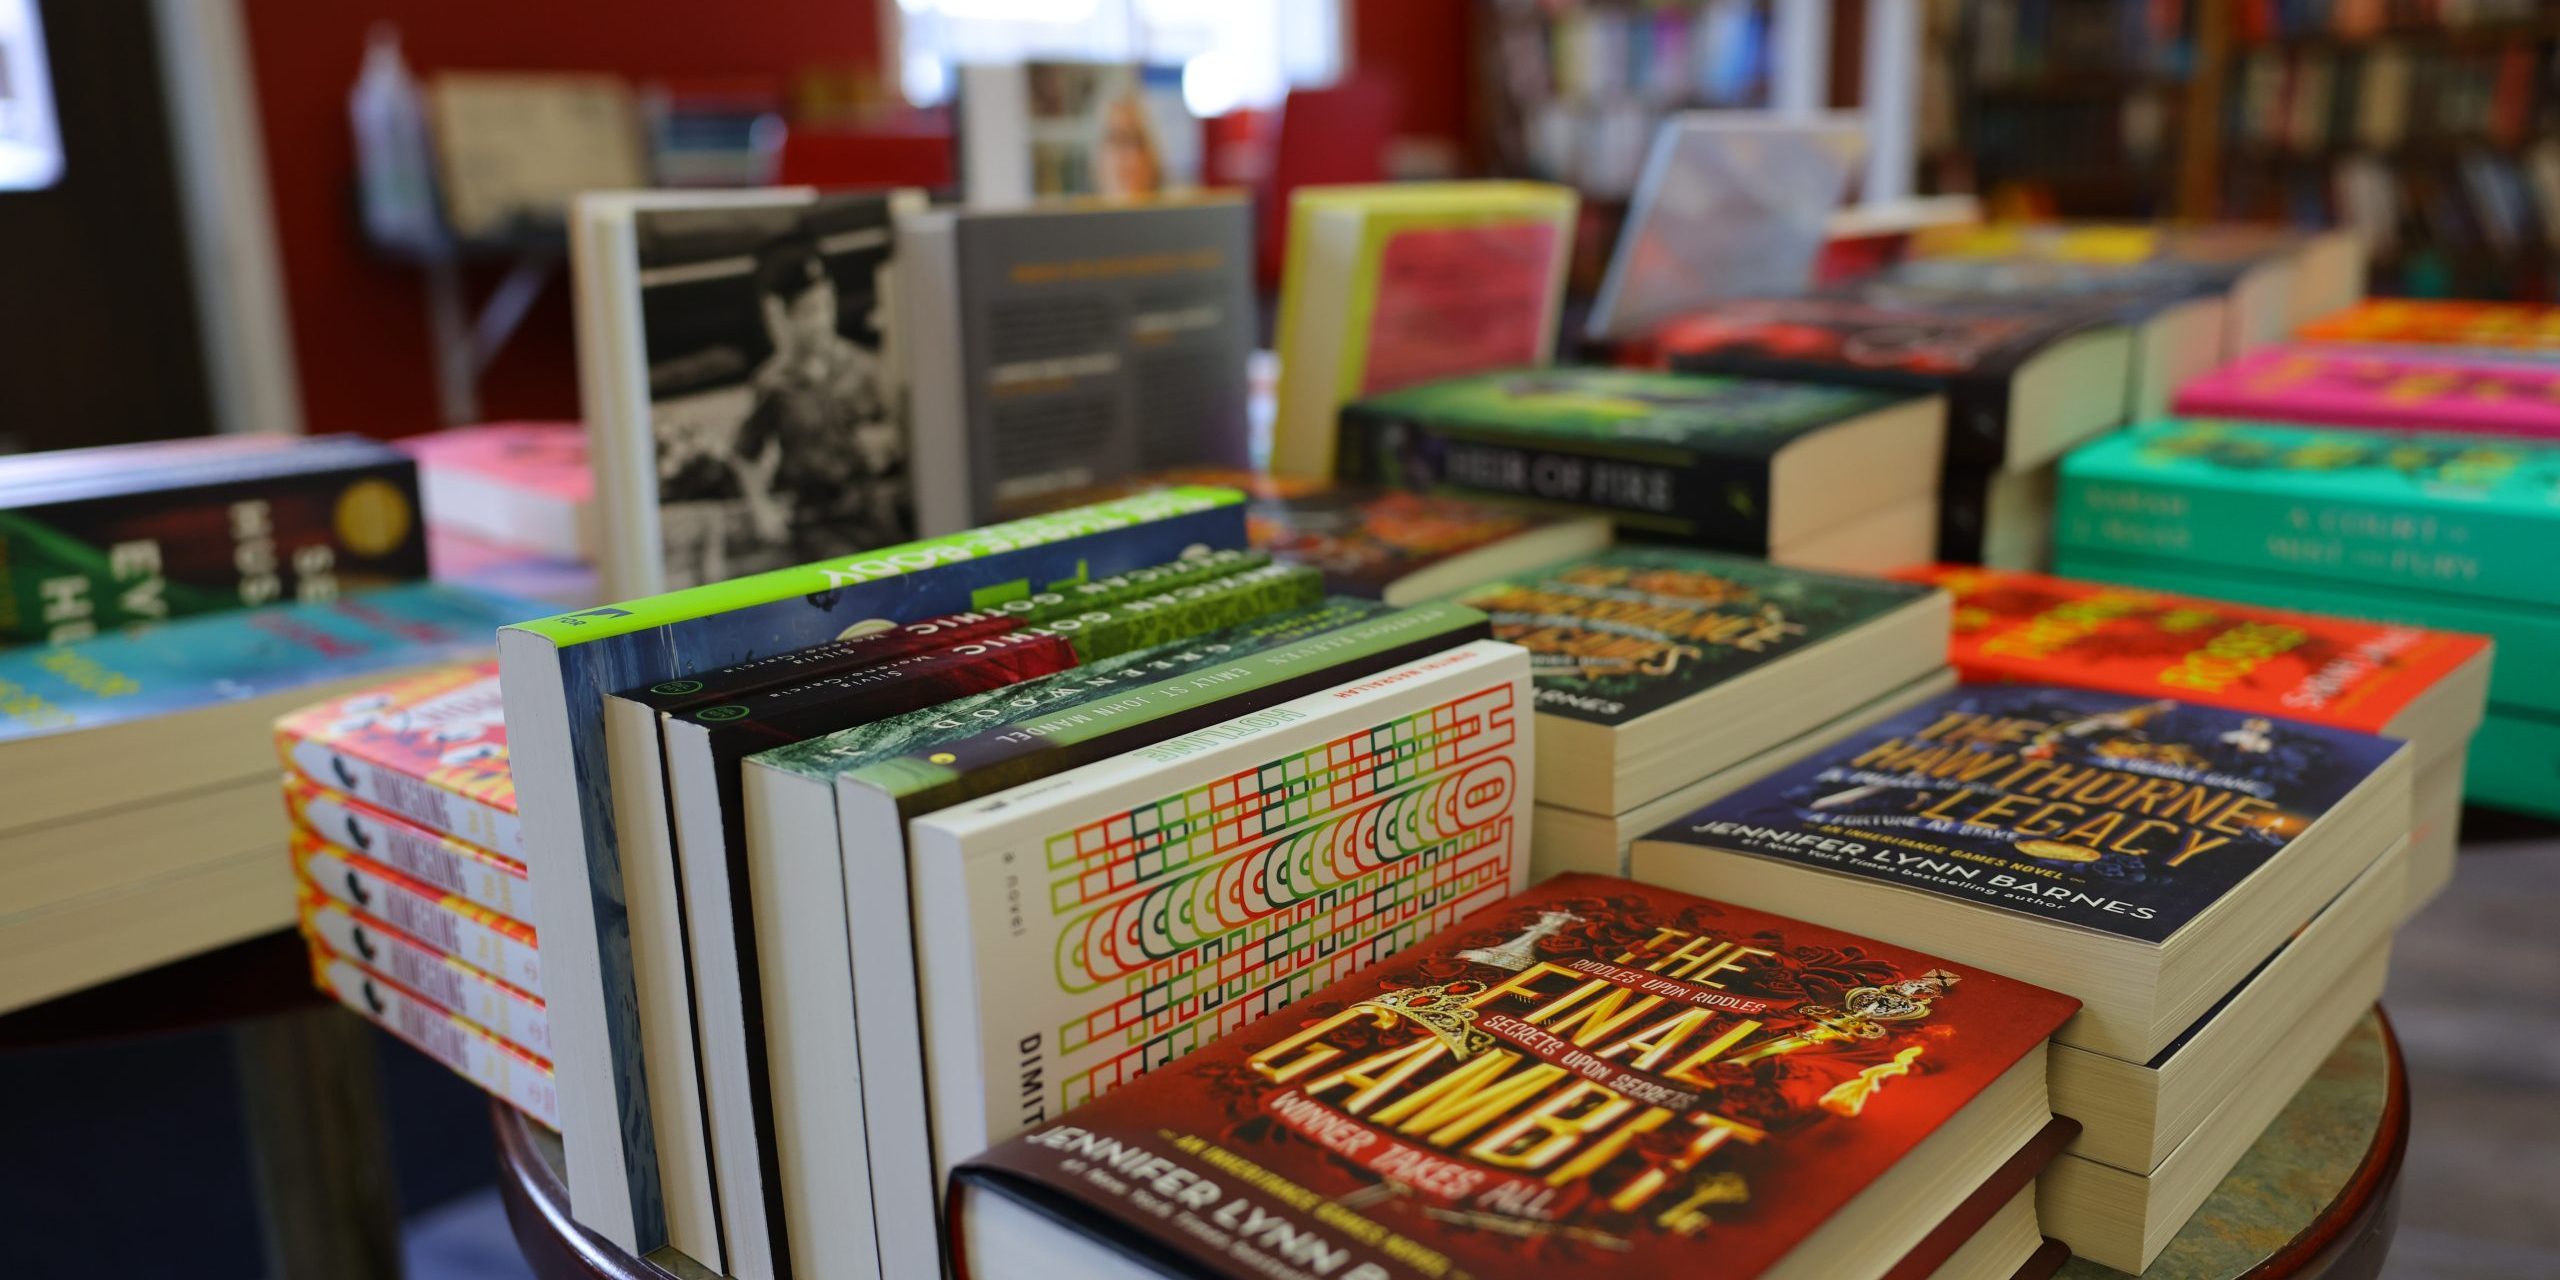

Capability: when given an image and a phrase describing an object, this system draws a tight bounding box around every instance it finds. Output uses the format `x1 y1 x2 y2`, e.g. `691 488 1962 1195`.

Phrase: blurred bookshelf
1925 0 2197 221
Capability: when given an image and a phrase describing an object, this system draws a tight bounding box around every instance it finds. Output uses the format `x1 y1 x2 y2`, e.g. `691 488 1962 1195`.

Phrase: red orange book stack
274 662 555 1124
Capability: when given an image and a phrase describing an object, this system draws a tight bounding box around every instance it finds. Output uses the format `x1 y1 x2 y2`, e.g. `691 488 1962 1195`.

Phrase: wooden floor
2381 815 2560 1279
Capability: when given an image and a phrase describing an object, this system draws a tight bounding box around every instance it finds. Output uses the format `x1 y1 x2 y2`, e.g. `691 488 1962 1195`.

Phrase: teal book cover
1457 545 1934 726
2054 546 2555 716
0 582 533 742
1336 366 1912 547
2059 420 2560 608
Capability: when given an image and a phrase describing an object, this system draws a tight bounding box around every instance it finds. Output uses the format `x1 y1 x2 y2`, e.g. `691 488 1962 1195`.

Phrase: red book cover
1896 564 2488 736
275 661 516 860
283 773 532 923
953 873 2076 1280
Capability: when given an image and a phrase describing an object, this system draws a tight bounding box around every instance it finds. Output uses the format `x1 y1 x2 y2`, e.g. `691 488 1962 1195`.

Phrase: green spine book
1335 366 1911 547
2469 708 2560 818
738 597 1494 1280
2057 420 2560 608
2054 546 2557 715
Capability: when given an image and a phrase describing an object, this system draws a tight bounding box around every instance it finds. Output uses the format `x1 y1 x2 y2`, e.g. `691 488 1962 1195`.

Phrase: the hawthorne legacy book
741 597 1490 1280
0 433 427 645
1335 366 1945 566
1458 547 1948 817
2056 420 2560 609
902 198 1256 529
2172 343 2560 440
1899 564 2490 910
497 488 1248 1261
949 873 2080 1280
1631 686 2410 1060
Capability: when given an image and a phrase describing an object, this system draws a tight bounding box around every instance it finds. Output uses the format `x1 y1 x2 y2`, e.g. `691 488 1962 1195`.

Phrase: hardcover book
949 873 2079 1280
1457 547 1949 815
0 434 428 646
276 662 518 862
2172 344 2560 440
303 890 550 1057
295 829 542 996
284 775 532 922
2295 298 2560 353
738 597 1487 1280
1656 289 2132 470
401 422 597 560
2056 420 2560 609
1630 685 2410 1059
2 584 530 840
1335 366 1944 561
495 487 1246 1258
903 198 1256 529
311 948 559 1126
1271 182 1579 478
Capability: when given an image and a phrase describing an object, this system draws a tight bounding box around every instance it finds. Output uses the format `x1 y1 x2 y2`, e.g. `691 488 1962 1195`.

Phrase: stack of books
400 422 600 606
1627 682 2418 1271
1898 565 2491 914
2054 419 2558 818
953 873 2084 1280
1452 546 1953 881
0 583 523 1013
277 663 554 1126
503 489 1540 1279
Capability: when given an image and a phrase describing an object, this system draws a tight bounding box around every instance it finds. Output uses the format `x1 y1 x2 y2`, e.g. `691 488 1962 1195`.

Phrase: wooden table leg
232 1004 406 1280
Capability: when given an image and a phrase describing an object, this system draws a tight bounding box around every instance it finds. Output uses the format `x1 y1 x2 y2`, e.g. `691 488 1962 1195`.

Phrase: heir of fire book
950 873 2078 1280
2171 343 2560 440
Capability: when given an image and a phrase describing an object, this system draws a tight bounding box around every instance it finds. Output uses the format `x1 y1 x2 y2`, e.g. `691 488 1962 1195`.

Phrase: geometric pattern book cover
1461 546 1934 727
956 873 2076 1280
1645 686 2403 944
1901 564 2487 736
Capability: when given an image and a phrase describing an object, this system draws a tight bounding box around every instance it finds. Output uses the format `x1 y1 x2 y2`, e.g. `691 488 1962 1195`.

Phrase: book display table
490 1010 2409 1280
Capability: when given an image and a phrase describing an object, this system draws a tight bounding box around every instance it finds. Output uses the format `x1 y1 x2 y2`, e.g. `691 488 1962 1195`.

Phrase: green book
2058 420 2560 609
732 598 1489 1280
2469 707 2560 819
2054 546 2559 715
1456 544 1948 815
1334 366 1942 554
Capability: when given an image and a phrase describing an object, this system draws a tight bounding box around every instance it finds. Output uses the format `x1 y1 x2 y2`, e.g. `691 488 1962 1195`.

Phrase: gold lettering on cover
1658 1019 1765 1085
1466 1082 1634 1170
1543 1106 1674 1187
1305 1039 1446 1113
1605 1113 1766 1214
1594 1008 1713 1070
1369 1053 1564 1146
1523 980 1666 1047
1248 1007 1374 1082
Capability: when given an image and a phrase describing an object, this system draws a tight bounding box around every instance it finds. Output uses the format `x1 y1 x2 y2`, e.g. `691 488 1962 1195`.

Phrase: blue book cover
0 582 534 743
1641 685 2403 944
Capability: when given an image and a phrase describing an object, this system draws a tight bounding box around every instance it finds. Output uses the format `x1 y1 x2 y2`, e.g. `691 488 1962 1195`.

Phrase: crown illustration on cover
1350 983 1498 1062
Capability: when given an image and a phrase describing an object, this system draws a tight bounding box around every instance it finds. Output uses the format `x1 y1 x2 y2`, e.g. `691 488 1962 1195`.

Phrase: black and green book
1335 366 1944 565
736 597 1489 1280
1457 545 1949 817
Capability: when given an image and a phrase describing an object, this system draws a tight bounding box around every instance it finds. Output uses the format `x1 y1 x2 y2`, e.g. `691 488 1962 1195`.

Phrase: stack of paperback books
504 489 1539 1280
1899 565 2491 914
401 422 600 606
1628 683 2416 1270
1453 546 1954 881
953 874 2084 1280
0 583 524 1013
277 663 554 1126
2054 419 2557 818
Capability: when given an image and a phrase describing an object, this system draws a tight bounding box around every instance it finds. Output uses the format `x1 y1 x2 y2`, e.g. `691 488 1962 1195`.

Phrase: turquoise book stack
2054 419 2557 817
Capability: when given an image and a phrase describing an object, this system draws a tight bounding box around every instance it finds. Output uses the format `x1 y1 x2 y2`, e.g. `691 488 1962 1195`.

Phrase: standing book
1270 182 1578 479
950 873 2080 1280
572 189 921 599
1630 685 2411 1060
1335 365 1943 565
902 198 1255 529
495 489 1245 1261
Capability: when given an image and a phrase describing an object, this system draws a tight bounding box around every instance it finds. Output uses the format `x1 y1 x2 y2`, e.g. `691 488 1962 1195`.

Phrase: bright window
0 0 63 191
888 0 1342 115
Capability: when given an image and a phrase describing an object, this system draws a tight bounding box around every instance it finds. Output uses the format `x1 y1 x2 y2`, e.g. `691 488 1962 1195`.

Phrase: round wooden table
493 1009 2409 1280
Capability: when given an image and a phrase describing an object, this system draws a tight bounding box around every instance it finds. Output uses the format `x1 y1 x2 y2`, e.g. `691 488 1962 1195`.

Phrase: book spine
284 776 533 921
303 894 550 1057
295 833 542 996
1938 462 1993 563
2468 709 2560 819
313 953 560 1126
2055 469 2560 607
0 457 428 646
1943 369 2018 468
279 735 523 863
1335 406 1757 547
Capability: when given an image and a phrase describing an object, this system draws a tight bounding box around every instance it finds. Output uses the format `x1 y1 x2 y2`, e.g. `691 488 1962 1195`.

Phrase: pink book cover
2173 343 2560 438
398 423 592 501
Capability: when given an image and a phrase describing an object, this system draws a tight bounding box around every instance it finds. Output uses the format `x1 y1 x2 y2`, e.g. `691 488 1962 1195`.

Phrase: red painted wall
237 0 882 438
1348 0 1477 168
